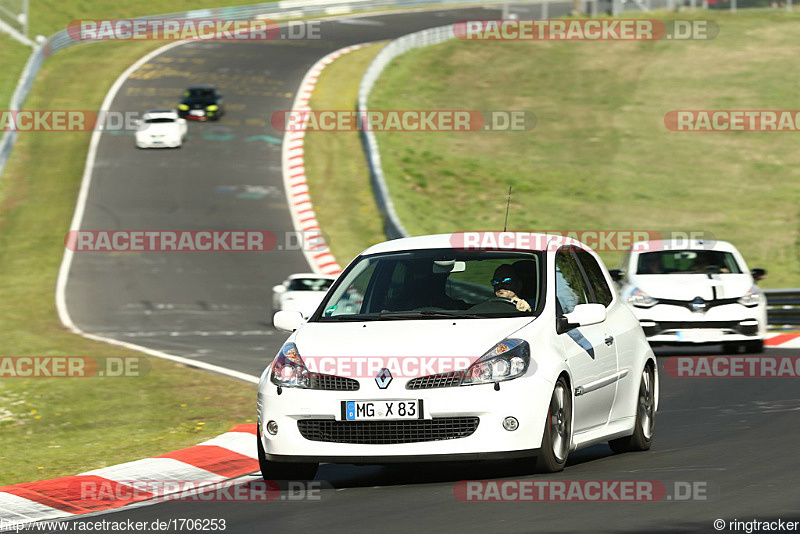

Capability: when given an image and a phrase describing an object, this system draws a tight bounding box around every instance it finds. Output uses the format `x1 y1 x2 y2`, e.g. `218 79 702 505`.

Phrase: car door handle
604 336 614 346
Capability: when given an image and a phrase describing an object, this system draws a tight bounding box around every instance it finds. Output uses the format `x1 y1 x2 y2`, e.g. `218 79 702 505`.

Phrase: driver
491 265 534 313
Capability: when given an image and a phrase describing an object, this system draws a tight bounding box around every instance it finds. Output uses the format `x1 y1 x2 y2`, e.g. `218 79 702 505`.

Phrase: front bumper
136 139 180 148
257 374 553 462
179 110 218 121
633 302 765 344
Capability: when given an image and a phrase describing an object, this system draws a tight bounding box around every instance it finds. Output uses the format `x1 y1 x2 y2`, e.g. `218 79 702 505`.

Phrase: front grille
297 417 479 444
643 320 757 337
309 373 359 391
406 371 464 389
656 298 739 311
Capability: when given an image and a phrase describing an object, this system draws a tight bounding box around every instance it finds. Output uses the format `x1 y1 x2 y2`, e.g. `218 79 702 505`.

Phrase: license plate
342 400 423 421
189 110 204 116
677 329 714 342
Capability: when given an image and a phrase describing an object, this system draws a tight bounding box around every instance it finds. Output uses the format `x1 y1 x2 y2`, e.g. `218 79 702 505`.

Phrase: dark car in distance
178 85 224 121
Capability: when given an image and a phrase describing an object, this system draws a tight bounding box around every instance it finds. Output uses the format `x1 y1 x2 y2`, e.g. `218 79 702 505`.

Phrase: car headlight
462 339 530 386
206 104 219 111
269 342 310 388
178 104 189 110
628 288 658 308
737 286 762 307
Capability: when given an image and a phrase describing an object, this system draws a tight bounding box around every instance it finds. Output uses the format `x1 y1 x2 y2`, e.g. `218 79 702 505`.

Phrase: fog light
266 420 278 435
502 417 519 431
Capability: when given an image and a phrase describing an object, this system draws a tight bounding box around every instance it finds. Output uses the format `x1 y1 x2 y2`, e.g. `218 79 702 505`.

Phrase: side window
555 248 589 314
574 249 613 307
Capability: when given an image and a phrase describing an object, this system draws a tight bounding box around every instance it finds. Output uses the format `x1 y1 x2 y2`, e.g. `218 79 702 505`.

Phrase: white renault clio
613 239 767 352
258 233 658 481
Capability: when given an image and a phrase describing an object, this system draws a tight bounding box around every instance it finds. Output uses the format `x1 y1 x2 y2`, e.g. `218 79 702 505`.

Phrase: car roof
187 84 216 90
144 109 177 115
360 233 587 256
630 239 737 254
286 273 337 280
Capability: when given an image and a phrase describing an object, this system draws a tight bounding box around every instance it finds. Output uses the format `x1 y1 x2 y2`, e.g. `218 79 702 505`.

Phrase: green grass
304 42 389 265
0 39 257 486
368 10 800 287
0 35 31 108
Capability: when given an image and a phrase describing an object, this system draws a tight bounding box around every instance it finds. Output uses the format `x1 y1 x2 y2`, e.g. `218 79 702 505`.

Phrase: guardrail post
542 0 549 19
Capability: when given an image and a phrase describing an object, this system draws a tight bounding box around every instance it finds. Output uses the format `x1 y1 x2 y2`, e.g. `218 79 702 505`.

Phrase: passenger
491 265 534 313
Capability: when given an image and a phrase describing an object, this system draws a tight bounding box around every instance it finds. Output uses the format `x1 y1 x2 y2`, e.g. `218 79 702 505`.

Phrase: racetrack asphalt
58 5 800 533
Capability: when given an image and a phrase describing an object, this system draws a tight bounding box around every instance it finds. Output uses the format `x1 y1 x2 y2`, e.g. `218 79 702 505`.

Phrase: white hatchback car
271 274 337 319
613 239 767 353
135 110 187 148
258 233 658 481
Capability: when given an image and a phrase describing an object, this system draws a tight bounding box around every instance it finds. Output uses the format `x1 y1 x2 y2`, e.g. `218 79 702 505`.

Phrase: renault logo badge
376 368 392 389
690 297 707 313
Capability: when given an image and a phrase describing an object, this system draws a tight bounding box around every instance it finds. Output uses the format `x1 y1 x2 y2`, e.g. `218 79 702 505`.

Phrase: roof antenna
503 186 512 232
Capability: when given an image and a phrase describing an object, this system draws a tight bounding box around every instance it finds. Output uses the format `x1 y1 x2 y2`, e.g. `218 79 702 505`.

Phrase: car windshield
288 278 333 291
186 88 216 98
144 118 175 124
315 249 543 321
636 250 743 275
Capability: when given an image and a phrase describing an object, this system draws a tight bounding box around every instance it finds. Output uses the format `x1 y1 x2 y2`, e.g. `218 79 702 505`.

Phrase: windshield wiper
321 315 375 321
377 311 478 320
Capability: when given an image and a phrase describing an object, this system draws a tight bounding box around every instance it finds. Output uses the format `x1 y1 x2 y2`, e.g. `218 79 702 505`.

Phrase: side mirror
751 268 766 282
273 284 287 294
608 269 624 282
273 310 304 332
558 303 607 334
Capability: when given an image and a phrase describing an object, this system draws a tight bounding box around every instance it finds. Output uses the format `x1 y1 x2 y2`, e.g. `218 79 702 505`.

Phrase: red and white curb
0 424 257 526
281 43 369 276
765 332 800 348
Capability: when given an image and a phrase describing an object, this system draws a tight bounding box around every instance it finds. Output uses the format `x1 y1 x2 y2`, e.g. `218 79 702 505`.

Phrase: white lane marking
94 330 275 338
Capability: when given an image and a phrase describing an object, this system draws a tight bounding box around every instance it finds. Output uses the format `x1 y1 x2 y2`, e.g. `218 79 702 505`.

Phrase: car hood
293 316 535 359
631 274 754 300
137 123 179 137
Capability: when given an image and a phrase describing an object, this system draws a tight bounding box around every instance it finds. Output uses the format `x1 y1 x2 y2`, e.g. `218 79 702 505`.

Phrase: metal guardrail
765 289 800 330
357 24 459 239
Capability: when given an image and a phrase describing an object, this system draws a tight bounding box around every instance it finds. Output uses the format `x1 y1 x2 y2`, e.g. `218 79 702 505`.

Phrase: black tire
743 340 764 354
609 364 655 454
257 427 318 483
535 377 572 473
